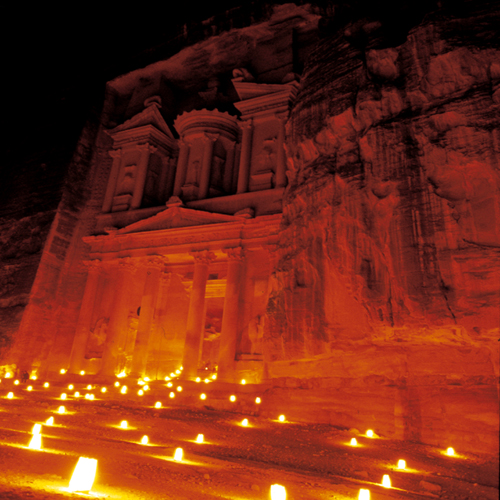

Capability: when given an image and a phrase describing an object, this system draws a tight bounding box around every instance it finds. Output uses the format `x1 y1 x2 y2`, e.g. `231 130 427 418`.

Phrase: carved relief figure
116 165 137 195
85 317 109 359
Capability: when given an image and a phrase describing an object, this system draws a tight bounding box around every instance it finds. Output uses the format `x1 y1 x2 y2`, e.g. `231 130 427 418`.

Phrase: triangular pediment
108 100 175 141
116 205 239 234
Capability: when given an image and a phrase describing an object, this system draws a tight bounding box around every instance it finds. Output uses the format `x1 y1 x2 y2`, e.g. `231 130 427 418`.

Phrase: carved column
223 142 236 194
102 149 122 212
182 251 216 379
173 140 190 197
68 260 103 374
218 247 244 382
275 115 287 188
130 256 164 378
237 120 253 194
131 144 157 210
99 258 137 377
198 133 219 200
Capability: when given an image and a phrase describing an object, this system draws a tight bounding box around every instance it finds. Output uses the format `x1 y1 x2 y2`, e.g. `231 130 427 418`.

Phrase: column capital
223 247 244 261
109 148 122 159
203 132 220 143
137 143 157 154
116 256 138 273
145 255 166 270
190 250 216 265
240 119 253 131
83 259 102 272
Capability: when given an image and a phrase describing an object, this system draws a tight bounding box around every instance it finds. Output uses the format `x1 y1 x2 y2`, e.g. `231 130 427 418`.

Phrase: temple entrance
200 299 223 374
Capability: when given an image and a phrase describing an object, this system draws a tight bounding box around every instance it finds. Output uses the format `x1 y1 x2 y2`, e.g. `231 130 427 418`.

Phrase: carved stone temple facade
1 3 498 455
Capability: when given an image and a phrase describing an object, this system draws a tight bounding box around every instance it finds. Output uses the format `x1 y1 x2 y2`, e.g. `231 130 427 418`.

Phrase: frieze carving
83 259 102 272
109 148 122 159
116 256 138 272
145 255 166 269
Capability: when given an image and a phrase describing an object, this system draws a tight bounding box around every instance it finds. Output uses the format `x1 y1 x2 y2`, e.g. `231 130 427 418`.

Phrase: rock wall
264 2 500 453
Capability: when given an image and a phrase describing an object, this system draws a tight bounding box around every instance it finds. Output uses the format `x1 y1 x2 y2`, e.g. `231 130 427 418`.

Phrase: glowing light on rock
241 418 249 427
101 387 107 393
155 401 162 408
174 447 183 461
116 371 127 378
195 377 201 383
196 434 204 443
68 457 97 493
255 397 261 404
382 475 391 488
58 406 66 414
79 371 85 376
229 395 236 402
68 384 74 390
200 393 207 400
84 394 90 400
138 390 144 396
141 435 149 445
180 366 183 370
32 423 42 435
144 376 150 381
30 375 37 380
14 380 20 385
120 420 128 429
169 392 175 398
175 370 181 375
164 376 170 381
89 394 95 400
7 392 13 399
240 379 246 385
86 385 92 390
120 385 127 394
350 438 358 446
27 386 33 391
43 382 49 388
60 393 67 400
204 378 210 383
144 385 150 391
176 386 182 392
74 391 80 398
46 417 54 425
60 369 66 374
270 484 286 500
114 381 120 387
446 447 455 456
28 433 42 450
167 382 173 388
138 379 145 385
278 415 285 422
366 429 374 438
358 489 370 500
170 372 175 378
5 372 12 378
397 459 406 469
211 374 217 380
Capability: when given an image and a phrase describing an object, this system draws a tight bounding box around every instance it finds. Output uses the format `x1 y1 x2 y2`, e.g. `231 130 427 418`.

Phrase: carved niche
103 96 178 213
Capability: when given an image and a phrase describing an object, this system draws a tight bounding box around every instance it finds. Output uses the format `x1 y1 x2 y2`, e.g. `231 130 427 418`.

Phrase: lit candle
174 447 183 461
154 401 162 408
366 429 374 438
27 386 33 391
68 457 97 493
14 380 20 385
195 377 201 383
240 379 246 385
7 392 14 399
196 433 204 443
101 387 107 393
114 381 120 387
28 434 42 450
270 484 286 500
79 371 85 376
120 386 127 394
200 393 207 400
138 390 144 396
32 423 42 435
176 386 182 392
43 382 49 388
255 397 261 404
46 416 54 425
60 369 66 374
397 459 406 469
278 414 285 422
350 438 358 446
58 406 65 414
68 384 74 390
381 474 391 488
358 489 370 500
141 435 148 445
241 418 249 427
446 447 455 456
120 420 128 429
169 392 175 398
229 395 236 402
60 393 67 400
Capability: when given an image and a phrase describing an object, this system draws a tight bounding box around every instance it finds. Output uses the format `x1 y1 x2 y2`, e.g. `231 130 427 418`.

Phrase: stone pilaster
198 133 219 200
173 140 190 197
131 144 157 209
130 256 165 378
237 120 253 194
68 260 103 374
223 142 236 194
99 258 137 377
218 247 245 382
181 250 216 379
102 149 122 212
275 115 287 188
